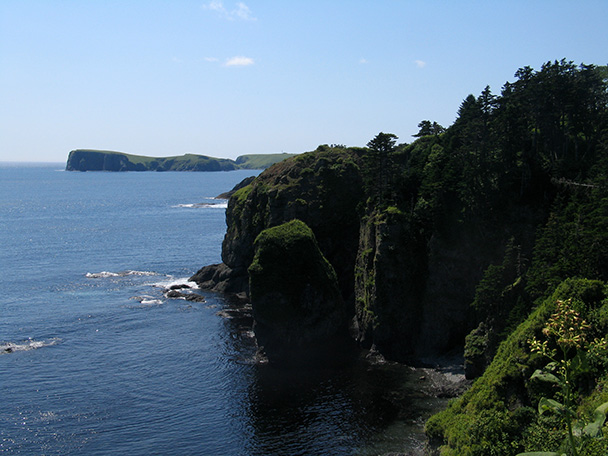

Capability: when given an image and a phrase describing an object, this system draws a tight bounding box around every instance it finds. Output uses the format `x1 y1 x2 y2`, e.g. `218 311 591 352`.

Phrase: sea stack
248 219 350 364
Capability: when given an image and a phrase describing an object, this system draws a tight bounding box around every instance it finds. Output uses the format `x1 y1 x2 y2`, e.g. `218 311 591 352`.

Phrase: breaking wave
174 201 228 209
129 295 164 306
85 270 158 279
151 277 200 290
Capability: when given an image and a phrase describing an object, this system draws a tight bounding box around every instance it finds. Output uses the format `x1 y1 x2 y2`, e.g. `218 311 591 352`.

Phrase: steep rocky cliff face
248 220 349 363
353 205 511 359
192 146 515 362
188 61 608 451
67 150 143 171
354 208 428 359
193 147 365 306
66 149 239 171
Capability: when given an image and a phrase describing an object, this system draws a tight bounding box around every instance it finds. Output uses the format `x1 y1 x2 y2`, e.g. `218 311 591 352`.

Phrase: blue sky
1 1 606 162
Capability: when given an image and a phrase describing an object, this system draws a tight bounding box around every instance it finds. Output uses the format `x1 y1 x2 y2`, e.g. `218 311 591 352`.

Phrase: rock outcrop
354 207 429 360
248 219 350 363
191 145 537 363
192 147 365 306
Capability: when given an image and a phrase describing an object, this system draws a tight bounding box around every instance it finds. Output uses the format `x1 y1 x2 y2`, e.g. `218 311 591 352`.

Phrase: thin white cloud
359 58 368 64
203 0 224 13
224 56 255 67
202 1 256 21
204 57 220 62
234 2 255 21
415 60 427 69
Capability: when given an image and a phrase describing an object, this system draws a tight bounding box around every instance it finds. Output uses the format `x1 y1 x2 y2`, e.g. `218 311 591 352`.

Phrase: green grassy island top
65 149 296 171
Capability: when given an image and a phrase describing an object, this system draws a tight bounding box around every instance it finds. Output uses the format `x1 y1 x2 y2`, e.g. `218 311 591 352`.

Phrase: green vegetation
399 59 608 455
235 153 297 169
247 219 346 362
65 149 295 171
191 59 608 452
426 279 608 456
414 120 446 137
347 60 608 452
222 144 365 289
363 132 398 204
248 219 340 312
518 299 608 456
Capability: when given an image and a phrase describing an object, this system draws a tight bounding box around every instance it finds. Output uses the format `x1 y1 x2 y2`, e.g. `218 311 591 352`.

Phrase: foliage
465 240 529 377
413 120 445 137
248 219 340 315
363 132 398 204
353 60 608 366
471 239 523 321
426 279 608 456
205 58 608 453
526 186 608 300
518 299 608 456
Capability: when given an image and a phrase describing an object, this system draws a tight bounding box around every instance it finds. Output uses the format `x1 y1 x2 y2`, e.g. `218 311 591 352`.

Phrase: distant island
65 149 296 171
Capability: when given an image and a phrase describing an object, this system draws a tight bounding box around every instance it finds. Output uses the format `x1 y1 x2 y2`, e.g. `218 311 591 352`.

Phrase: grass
66 149 295 171
235 153 297 169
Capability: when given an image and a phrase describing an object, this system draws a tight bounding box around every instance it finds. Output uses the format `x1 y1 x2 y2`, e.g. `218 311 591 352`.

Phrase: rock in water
248 219 349 364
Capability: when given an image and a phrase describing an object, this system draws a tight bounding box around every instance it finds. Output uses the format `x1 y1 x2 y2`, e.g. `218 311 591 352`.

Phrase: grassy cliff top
235 153 297 169
66 149 297 171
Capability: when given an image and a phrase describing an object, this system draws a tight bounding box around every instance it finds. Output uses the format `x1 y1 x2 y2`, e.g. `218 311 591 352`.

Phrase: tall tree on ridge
365 132 398 204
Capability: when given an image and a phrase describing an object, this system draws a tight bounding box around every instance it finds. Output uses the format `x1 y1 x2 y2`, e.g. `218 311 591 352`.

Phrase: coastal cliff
248 219 350 363
65 149 295 171
192 142 527 362
192 60 608 454
192 147 365 299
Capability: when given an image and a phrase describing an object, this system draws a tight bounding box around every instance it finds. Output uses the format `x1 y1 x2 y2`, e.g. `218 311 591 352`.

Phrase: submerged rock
248 219 351 364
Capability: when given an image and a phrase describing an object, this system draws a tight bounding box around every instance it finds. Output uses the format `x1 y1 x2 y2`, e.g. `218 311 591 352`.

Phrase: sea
0 163 448 456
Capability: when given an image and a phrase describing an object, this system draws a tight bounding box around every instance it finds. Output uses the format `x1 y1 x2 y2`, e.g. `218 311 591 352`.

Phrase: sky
1 1 607 163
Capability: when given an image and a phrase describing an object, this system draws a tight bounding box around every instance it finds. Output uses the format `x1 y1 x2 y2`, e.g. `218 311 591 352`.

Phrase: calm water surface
0 164 444 455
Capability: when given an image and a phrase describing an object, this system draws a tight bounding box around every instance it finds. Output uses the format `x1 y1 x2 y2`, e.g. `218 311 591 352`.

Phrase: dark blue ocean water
0 164 444 455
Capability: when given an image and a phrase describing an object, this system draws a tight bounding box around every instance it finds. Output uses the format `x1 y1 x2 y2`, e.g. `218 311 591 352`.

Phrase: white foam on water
130 295 159 302
125 270 158 276
1 338 60 354
86 271 120 278
151 277 200 290
86 270 158 278
140 298 164 305
207 202 228 209
173 201 228 209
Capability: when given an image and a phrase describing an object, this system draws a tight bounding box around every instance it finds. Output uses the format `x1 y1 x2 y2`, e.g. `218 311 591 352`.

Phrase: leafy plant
518 299 608 456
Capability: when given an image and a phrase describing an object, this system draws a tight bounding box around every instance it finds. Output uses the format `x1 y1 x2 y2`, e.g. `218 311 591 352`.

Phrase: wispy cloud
233 2 255 20
415 60 427 69
224 56 255 67
204 56 220 62
202 1 256 21
359 58 368 64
